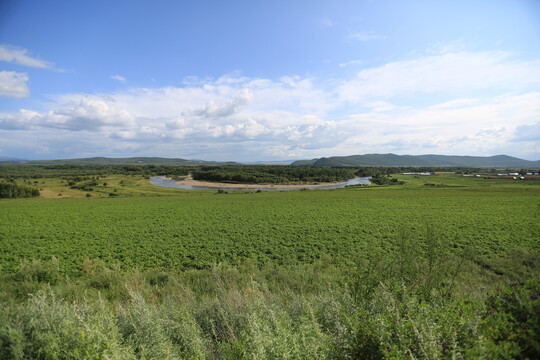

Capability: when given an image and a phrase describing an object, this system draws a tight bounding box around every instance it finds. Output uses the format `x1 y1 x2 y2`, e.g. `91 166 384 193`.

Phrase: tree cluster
192 166 357 184
369 174 405 186
0 182 40 198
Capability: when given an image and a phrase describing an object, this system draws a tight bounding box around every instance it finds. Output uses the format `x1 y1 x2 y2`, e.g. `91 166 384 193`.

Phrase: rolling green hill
288 159 318 166
9 157 238 166
292 154 540 168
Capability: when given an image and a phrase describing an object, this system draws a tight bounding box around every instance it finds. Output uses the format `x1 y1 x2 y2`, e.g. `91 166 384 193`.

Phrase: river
150 176 371 191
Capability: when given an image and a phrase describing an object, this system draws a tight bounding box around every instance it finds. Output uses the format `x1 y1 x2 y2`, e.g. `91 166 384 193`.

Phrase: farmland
0 177 538 273
0 168 539 358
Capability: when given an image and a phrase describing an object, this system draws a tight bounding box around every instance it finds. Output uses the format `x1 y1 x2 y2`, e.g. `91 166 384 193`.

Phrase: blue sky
1 0 539 161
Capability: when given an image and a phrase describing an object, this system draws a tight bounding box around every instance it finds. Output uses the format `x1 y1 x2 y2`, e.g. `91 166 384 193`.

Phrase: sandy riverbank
173 175 348 189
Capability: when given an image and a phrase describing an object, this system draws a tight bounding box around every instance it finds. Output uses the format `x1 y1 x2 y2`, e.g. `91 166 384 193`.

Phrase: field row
1 184 538 274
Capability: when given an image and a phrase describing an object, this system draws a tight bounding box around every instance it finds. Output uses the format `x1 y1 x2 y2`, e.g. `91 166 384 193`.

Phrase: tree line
0 165 192 179
2 164 535 184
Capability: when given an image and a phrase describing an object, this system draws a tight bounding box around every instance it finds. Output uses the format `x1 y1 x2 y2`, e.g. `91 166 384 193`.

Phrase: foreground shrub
0 253 538 359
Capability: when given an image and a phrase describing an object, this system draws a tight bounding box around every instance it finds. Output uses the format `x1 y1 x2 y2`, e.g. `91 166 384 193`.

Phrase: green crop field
1 171 539 359
1 174 538 273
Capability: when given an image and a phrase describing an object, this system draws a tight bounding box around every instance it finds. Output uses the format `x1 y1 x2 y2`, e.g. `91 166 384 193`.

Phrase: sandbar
173 175 348 189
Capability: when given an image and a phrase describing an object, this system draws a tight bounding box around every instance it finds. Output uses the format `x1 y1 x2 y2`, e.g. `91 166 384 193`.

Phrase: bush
12 258 61 285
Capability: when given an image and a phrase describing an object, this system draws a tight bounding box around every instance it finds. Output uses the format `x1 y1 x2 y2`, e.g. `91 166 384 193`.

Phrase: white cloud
189 88 253 118
339 59 363 67
427 39 466 55
0 45 53 68
429 98 480 110
111 74 126 83
0 109 41 129
322 18 334 27
85 75 334 122
513 122 540 142
0 71 30 98
350 31 386 41
363 101 408 113
41 98 136 131
1 98 136 131
339 92 540 157
337 51 540 102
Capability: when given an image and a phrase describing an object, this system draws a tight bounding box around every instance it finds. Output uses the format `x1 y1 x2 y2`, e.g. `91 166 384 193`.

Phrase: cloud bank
1 49 539 161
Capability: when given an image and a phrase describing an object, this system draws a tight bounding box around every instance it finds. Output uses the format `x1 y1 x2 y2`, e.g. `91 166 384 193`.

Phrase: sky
0 0 539 162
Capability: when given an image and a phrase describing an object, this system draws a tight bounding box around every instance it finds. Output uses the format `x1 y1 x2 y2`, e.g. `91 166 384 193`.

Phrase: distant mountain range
1 154 539 168
245 160 303 165
0 156 27 162
291 154 540 168
0 157 238 166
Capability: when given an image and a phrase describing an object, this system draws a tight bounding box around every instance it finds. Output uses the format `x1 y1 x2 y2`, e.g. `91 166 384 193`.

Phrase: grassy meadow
0 169 539 358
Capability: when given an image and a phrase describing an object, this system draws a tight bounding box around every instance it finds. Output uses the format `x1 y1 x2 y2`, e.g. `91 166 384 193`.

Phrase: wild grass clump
346 226 540 359
14 257 61 285
0 247 539 359
0 290 127 359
